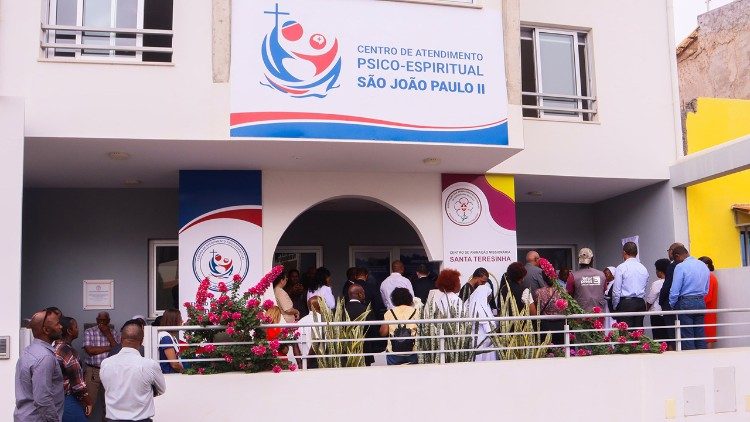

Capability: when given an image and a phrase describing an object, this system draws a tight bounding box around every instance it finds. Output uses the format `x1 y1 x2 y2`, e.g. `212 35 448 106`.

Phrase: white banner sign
442 175 517 285
231 0 508 146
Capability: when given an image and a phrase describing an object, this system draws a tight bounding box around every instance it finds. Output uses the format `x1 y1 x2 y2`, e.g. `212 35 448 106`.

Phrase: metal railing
150 307 750 371
521 91 597 119
40 24 173 61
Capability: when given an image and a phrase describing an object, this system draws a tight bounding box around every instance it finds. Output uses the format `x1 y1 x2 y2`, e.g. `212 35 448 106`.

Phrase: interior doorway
273 197 439 298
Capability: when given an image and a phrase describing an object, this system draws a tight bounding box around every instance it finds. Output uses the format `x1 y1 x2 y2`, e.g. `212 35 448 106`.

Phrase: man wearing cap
569 248 607 313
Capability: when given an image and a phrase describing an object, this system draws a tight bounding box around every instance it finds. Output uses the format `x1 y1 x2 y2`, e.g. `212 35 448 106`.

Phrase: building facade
0 0 690 418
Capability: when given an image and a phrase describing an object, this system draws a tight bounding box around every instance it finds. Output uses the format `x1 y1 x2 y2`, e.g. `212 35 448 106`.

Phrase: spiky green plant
311 297 371 368
491 280 552 360
417 296 475 364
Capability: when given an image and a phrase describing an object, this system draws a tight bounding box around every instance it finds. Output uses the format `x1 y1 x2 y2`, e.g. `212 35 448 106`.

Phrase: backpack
389 308 417 353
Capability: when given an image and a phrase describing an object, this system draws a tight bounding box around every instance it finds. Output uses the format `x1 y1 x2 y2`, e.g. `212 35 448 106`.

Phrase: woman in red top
699 256 718 348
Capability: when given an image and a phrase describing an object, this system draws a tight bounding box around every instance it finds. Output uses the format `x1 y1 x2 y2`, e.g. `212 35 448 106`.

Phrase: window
148 239 178 318
742 228 750 267
43 0 173 62
273 247 324 274
521 26 595 121
349 246 440 282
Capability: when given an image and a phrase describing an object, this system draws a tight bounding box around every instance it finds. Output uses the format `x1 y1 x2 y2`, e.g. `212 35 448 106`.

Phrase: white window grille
521 26 596 121
42 0 173 63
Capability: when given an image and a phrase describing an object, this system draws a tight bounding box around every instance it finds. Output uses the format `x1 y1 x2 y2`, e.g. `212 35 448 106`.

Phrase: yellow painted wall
686 98 750 269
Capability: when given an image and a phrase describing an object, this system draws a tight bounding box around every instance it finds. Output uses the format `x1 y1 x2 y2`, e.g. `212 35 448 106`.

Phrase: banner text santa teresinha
230 0 508 146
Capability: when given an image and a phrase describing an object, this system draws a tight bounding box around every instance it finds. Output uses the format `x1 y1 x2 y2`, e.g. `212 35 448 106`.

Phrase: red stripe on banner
230 112 506 130
180 209 263 234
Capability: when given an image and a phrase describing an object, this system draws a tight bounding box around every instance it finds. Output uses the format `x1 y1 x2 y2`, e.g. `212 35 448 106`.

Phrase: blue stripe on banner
230 121 509 146
179 170 262 228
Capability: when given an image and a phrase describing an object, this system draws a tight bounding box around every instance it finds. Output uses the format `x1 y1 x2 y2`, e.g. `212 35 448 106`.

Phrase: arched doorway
272 197 439 298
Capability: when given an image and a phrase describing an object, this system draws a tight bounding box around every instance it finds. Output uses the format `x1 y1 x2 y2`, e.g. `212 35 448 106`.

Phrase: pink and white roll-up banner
178 171 263 317
442 174 517 286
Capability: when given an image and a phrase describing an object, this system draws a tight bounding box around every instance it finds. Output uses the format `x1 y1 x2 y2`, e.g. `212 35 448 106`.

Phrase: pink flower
247 299 260 309
207 293 214 299
630 330 644 340
197 367 205 375
261 315 273 324
555 299 568 310
576 349 588 357
271 349 279 357
642 343 651 351
592 306 602 314
263 300 275 310
660 342 668 352
217 295 229 304
617 321 629 330
203 344 216 353
218 282 228 293
233 274 242 283
223 354 233 363
200 278 210 289
617 336 627 344
604 334 612 342
226 326 235 336
196 315 204 323
538 258 558 281
593 320 603 330
221 311 230 321
293 331 301 339
272 365 282 373
251 345 267 356
568 333 576 341
208 313 219 324
232 312 242 320
289 363 297 372
183 301 191 308
269 340 280 350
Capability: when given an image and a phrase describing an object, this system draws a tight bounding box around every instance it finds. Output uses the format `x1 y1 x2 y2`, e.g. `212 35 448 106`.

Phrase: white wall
0 98 25 419
262 171 442 271
153 348 750 421
492 0 681 180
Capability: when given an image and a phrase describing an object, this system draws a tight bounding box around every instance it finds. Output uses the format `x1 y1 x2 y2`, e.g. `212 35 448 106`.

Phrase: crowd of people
14 242 719 420
14 309 167 422
276 242 719 366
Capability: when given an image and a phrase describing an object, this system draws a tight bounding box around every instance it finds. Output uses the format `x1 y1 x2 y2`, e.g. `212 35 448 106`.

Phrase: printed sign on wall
179 171 263 315
442 174 517 286
231 0 508 145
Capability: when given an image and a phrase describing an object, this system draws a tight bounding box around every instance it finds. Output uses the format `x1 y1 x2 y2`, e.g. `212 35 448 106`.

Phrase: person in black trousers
658 242 683 350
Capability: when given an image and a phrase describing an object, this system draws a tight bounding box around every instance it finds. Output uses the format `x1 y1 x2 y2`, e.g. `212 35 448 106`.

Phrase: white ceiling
24 137 664 204
23 137 519 188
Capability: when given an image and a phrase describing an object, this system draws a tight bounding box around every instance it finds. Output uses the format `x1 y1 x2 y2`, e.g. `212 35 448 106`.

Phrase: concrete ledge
670 134 750 187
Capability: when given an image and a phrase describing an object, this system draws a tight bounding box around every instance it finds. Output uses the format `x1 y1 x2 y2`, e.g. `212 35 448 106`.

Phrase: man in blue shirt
15 309 65 421
612 242 649 329
669 245 710 350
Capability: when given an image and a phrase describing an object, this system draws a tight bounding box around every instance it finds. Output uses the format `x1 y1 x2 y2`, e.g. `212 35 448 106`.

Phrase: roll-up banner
442 174 517 286
179 171 263 315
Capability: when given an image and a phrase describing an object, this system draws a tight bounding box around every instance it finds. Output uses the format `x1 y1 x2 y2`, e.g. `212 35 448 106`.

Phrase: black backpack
390 309 417 353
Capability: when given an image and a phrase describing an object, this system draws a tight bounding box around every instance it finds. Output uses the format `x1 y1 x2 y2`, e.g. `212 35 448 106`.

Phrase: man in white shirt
612 242 650 329
379 260 414 309
100 321 166 422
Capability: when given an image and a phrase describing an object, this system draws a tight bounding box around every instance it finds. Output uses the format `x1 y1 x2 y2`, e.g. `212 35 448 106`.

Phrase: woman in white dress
468 283 497 361
305 267 336 310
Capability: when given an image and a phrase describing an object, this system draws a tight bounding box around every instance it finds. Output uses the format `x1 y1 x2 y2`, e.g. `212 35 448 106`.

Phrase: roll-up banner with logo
179 171 263 315
442 174 517 287
230 0 508 146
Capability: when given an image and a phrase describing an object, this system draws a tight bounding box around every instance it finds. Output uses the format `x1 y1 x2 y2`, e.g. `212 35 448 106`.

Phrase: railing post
675 317 682 352
438 327 446 364
564 321 571 358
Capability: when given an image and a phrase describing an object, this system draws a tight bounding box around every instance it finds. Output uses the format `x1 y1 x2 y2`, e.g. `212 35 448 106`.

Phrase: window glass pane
521 38 539 118
115 0 138 56
742 231 749 267
83 0 112 55
354 251 391 284
578 44 590 121
53 0 78 56
539 32 577 114
299 253 318 273
155 245 179 312
56 0 78 25
143 0 173 62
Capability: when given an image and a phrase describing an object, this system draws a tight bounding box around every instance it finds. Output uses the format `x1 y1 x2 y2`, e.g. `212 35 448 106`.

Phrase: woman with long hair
698 256 719 348
158 308 184 373
305 267 336 310
273 271 300 322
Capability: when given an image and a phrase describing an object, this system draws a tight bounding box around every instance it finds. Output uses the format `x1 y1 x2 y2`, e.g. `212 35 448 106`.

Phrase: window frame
517 244 577 271
741 227 750 267
273 246 324 271
381 0 482 8
148 238 178 318
521 25 595 122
